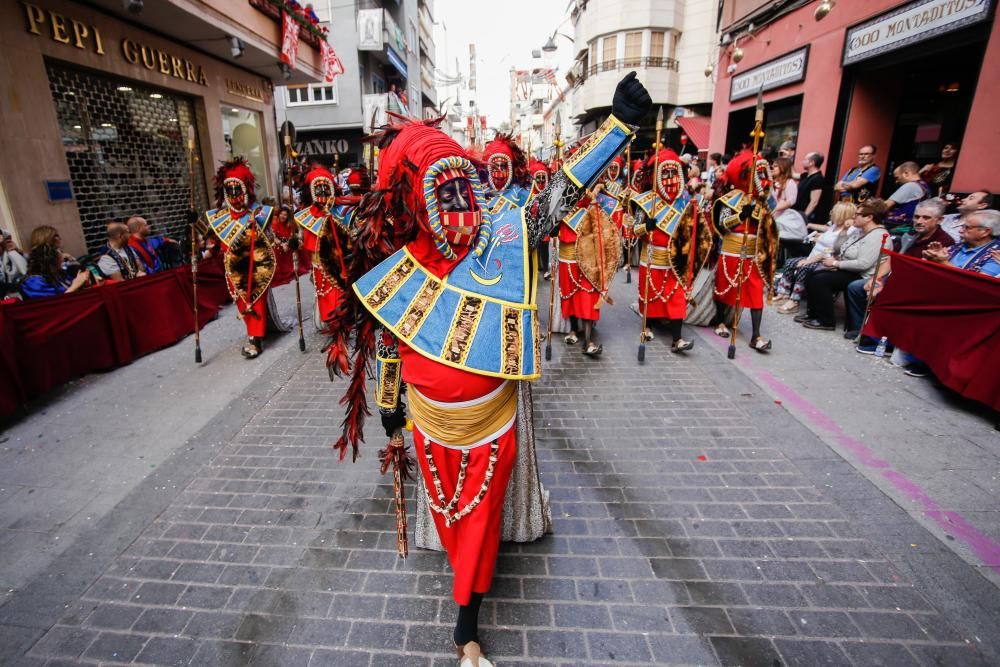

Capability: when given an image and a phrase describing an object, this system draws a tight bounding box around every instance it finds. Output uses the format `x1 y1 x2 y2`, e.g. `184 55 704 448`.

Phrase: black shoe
793 313 811 323
802 319 835 331
903 364 929 378
844 330 859 340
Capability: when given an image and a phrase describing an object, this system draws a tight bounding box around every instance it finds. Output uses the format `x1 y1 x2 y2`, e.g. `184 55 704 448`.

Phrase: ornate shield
224 228 276 306
668 201 713 291
576 203 622 295
755 207 780 289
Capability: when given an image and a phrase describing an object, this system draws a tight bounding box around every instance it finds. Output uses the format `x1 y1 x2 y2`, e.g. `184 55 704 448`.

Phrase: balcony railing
578 56 679 85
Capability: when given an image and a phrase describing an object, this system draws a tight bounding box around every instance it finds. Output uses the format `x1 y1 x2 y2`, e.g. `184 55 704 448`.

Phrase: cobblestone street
2 279 999 666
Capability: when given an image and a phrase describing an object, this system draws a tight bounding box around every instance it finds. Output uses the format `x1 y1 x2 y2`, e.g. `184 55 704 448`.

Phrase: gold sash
558 240 577 261
408 381 517 448
639 242 671 267
721 233 758 255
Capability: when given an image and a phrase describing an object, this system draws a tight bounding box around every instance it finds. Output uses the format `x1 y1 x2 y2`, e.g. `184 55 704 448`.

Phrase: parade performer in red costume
631 148 710 352
483 133 530 214
203 158 281 359
527 158 550 201
328 74 651 667
294 167 356 328
711 149 780 351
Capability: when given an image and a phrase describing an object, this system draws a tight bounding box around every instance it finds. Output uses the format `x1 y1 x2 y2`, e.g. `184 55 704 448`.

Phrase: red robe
220 221 269 338
300 211 347 324
638 227 686 319
715 221 765 309
558 223 601 322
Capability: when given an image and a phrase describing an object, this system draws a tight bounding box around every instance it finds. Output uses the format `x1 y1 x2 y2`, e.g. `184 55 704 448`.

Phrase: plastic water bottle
874 336 888 359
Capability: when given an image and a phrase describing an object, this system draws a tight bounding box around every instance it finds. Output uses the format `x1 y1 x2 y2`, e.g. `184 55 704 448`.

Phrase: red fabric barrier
0 257 232 419
863 251 1000 411
272 247 311 287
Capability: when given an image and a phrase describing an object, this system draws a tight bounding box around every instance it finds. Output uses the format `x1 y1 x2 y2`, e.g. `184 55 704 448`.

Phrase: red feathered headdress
644 148 684 201
347 166 371 192
213 157 256 209
301 167 335 208
483 133 529 189
528 158 549 177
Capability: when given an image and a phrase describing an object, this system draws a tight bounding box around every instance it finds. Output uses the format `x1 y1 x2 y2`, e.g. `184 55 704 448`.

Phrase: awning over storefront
676 115 711 152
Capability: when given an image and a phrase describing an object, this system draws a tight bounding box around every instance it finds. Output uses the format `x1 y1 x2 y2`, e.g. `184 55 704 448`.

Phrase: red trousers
715 255 765 309
312 265 345 325
638 265 687 319
558 260 601 322
414 424 517 605
229 277 268 337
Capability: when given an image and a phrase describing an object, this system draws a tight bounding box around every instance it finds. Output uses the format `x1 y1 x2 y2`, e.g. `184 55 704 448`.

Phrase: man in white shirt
941 190 993 242
97 223 147 281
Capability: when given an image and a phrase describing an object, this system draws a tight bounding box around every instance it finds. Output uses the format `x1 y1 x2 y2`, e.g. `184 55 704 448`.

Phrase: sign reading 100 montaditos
730 47 808 102
843 0 995 65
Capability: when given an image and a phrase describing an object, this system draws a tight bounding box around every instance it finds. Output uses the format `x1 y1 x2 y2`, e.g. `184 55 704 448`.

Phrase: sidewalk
1 277 998 665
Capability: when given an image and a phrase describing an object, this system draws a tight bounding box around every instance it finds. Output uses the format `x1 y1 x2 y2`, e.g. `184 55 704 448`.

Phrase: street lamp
541 31 573 53
815 0 835 20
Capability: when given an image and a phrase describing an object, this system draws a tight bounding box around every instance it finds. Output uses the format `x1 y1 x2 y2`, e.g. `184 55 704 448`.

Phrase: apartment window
602 34 617 69
650 31 665 59
589 42 596 74
287 82 339 106
624 31 642 67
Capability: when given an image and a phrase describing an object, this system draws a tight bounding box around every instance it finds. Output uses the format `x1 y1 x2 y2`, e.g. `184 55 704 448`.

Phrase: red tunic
220 233 269 338
714 222 765 309
301 223 346 324
637 228 686 320
557 224 601 322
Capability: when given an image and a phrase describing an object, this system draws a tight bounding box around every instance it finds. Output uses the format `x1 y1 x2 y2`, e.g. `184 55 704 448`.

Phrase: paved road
1 275 998 665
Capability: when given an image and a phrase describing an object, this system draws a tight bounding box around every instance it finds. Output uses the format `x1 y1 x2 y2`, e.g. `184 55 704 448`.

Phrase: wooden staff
638 107 664 363
283 120 306 352
857 232 890 344
624 143 633 284
545 112 563 362
187 125 202 364
727 91 765 360
684 200 700 305
380 433 410 557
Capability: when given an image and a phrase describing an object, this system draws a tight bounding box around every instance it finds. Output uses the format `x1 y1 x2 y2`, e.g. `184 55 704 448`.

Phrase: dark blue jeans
846 278 867 332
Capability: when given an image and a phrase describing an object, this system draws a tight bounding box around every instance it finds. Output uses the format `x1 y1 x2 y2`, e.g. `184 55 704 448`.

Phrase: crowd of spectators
0 217 180 302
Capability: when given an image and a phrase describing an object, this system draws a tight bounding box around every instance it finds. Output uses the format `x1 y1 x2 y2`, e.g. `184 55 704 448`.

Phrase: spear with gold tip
187 125 203 364
727 90 765 360
545 111 563 362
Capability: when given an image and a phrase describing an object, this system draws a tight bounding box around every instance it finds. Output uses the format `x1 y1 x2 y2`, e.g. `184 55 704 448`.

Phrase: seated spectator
127 216 181 273
774 202 857 314
1 231 28 297
835 145 880 203
29 225 78 272
884 162 930 231
771 157 807 241
941 190 992 242
796 199 891 330
21 243 91 299
98 223 146 281
922 209 1000 277
919 143 958 196
846 198 954 340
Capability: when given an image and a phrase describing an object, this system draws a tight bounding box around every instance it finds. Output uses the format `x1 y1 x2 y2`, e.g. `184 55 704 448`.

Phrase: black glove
380 405 406 438
185 209 199 225
611 72 653 126
739 203 755 223
644 217 657 232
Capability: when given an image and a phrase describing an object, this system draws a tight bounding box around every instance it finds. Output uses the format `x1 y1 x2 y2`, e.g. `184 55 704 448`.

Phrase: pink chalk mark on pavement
703 331 1000 570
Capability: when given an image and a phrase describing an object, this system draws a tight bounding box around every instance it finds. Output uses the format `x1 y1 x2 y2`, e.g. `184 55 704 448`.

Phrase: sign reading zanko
844 0 994 65
730 47 808 102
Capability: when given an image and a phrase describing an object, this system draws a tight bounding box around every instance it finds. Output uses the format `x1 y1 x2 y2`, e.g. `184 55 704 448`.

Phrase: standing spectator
21 244 91 299
941 190 992 242
884 162 930 231
779 140 800 179
771 157 806 240
923 209 1000 277
919 143 958 196
796 152 831 228
127 216 181 273
835 145 881 203
797 199 891 330
774 202 857 314
1 231 28 297
98 223 147 281
705 152 722 190
686 164 702 195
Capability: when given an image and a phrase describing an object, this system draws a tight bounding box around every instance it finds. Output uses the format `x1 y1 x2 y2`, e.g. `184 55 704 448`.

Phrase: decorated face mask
488 154 512 191
311 178 334 210
753 157 773 197
631 168 644 190
224 179 248 212
657 161 683 202
436 178 481 247
532 170 548 192
606 162 620 183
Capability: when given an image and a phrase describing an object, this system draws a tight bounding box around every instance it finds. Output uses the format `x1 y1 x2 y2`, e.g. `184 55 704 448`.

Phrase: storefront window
221 106 271 200
46 62 208 253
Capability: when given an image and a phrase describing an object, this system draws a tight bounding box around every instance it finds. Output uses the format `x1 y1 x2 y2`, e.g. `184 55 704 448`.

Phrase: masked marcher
710 150 780 352
630 148 710 352
527 158 552 278
483 133 530 215
203 158 287 359
328 74 651 667
294 167 356 331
